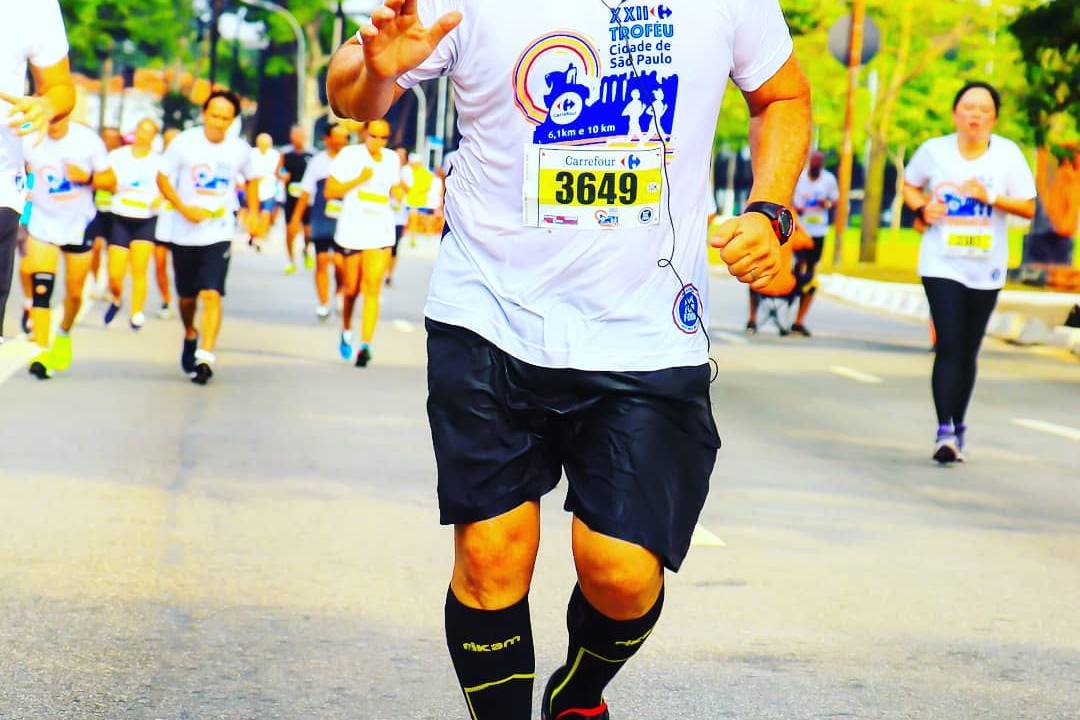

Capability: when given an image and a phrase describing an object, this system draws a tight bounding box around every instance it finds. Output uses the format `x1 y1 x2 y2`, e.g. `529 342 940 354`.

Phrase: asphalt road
1 238 1078 719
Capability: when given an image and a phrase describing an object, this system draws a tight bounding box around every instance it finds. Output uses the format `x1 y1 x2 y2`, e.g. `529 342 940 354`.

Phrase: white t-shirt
906 134 1037 290
23 124 108 247
794 169 838 238
109 146 161 220
0 0 68 212
330 144 402 250
252 148 282 202
159 127 259 247
398 0 793 370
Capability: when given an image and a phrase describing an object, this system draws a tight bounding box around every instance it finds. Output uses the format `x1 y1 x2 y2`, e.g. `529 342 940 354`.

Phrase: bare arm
29 58 75 124
92 168 117 192
743 54 812 205
326 0 461 121
325 167 374 200
157 172 210 224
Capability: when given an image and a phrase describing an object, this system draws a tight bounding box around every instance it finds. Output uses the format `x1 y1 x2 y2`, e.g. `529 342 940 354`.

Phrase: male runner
22 116 115 378
287 123 350 321
390 151 442 285
790 151 838 336
325 117 401 367
328 1 810 717
251 132 283 255
87 126 124 298
281 124 314 270
156 90 262 385
0 0 74 345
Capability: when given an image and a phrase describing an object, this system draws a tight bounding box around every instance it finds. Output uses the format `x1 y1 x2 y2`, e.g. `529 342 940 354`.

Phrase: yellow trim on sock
464 673 536 720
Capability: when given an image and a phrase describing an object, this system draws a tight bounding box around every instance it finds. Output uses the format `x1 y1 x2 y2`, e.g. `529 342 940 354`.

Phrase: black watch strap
744 201 793 245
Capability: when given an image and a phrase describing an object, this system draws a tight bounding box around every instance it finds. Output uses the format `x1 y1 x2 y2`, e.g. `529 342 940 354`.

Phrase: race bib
944 229 993 259
523 145 663 230
803 211 827 227
288 182 304 198
325 199 343 219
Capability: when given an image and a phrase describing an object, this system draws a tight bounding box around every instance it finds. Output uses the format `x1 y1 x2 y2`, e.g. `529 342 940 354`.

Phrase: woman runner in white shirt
103 117 162 330
903 81 1037 464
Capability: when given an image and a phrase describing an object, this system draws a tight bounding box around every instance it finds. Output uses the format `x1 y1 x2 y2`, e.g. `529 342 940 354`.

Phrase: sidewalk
819 274 1080 356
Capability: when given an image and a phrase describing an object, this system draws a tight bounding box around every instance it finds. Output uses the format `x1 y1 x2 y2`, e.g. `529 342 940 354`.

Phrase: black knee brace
31 272 55 309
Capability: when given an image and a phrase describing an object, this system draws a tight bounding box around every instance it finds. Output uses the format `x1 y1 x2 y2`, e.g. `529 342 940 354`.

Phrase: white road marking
0 338 39 385
710 329 749 346
392 320 417 334
691 524 727 548
829 366 884 385
1012 418 1080 442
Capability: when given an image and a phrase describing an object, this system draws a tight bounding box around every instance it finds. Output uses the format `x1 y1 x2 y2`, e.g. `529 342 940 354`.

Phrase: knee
575 537 662 619
454 522 538 609
31 273 55 309
200 290 222 308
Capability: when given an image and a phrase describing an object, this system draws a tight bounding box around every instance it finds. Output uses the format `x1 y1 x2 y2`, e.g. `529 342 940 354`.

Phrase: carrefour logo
609 5 673 23
623 154 642 170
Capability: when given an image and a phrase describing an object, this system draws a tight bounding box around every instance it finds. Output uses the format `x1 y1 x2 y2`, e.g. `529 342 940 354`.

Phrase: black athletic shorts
285 197 311 225
109 216 157 248
794 235 826 294
313 236 335 254
426 319 721 572
171 241 231 298
85 211 113 242
332 240 361 257
392 224 406 257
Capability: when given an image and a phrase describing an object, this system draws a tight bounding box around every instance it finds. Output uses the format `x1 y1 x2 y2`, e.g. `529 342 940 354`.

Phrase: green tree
1009 0 1079 153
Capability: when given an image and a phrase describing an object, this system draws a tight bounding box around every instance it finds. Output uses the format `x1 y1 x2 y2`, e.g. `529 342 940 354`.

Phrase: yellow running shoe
50 334 73 372
28 351 53 380
304 252 315 271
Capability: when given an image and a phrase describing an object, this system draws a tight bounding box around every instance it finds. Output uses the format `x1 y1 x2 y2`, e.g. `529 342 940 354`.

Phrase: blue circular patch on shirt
673 284 702 334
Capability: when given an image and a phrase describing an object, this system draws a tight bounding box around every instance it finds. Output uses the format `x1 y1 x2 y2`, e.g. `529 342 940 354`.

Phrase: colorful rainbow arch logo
513 31 602 126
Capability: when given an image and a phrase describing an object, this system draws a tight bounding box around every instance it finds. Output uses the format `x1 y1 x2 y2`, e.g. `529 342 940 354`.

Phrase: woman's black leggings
922 276 999 428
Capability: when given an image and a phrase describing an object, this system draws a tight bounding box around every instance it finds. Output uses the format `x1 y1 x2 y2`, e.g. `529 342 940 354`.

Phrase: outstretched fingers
426 10 463 45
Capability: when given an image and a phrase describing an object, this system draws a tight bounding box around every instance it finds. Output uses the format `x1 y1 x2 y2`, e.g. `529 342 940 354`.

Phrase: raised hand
0 91 54 146
358 0 462 82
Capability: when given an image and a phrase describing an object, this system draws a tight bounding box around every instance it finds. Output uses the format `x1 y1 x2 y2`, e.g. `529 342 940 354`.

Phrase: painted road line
0 338 40 385
1012 418 1080 442
392 320 417 334
710 329 749 346
829 366 884 385
691 524 727 548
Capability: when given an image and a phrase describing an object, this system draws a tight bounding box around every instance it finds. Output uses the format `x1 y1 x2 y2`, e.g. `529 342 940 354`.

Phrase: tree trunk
98 56 113 131
860 133 888 263
890 144 907 239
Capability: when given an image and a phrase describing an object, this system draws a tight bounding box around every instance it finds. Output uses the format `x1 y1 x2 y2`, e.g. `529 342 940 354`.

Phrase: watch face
777 207 794 238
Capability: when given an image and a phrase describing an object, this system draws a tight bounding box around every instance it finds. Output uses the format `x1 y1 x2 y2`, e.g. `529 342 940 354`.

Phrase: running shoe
191 362 213 386
304 252 315 271
385 275 393 288
339 331 354 362
790 323 812 338
130 312 146 331
316 306 330 322
181 335 198 376
355 344 372 368
20 304 32 335
103 302 121 327
955 423 968 456
50 334 72 372
284 263 297 276
933 424 964 465
745 320 758 336
28 351 53 380
157 302 173 320
541 671 610 720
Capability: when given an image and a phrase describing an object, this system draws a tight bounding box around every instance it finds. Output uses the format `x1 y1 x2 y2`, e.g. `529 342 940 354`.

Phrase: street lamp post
833 0 867 267
238 0 308 135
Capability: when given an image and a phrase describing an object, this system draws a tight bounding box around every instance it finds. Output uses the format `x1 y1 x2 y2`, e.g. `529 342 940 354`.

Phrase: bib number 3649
524 145 663 230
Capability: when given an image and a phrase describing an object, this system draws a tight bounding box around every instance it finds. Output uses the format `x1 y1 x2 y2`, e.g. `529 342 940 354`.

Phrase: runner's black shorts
85 211 113 242
392 224 405 257
332 240 361 257
794 235 826 294
171 241 231 298
285 197 311 225
426 319 721 572
109 216 157 249
312 236 335 254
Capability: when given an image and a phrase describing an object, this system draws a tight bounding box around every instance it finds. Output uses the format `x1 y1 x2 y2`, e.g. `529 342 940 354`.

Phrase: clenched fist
709 212 783 293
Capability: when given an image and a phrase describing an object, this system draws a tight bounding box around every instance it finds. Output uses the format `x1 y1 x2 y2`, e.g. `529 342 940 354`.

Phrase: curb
819 274 1080 353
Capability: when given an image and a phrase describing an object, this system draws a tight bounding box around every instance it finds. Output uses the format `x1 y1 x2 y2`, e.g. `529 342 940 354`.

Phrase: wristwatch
744 201 794 245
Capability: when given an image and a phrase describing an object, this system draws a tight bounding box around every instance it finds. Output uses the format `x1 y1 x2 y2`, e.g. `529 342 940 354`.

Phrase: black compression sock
445 588 535 719
545 584 665 717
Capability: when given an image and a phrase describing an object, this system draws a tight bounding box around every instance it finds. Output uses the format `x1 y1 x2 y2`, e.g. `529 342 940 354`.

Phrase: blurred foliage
61 0 190 73
1009 0 1079 153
